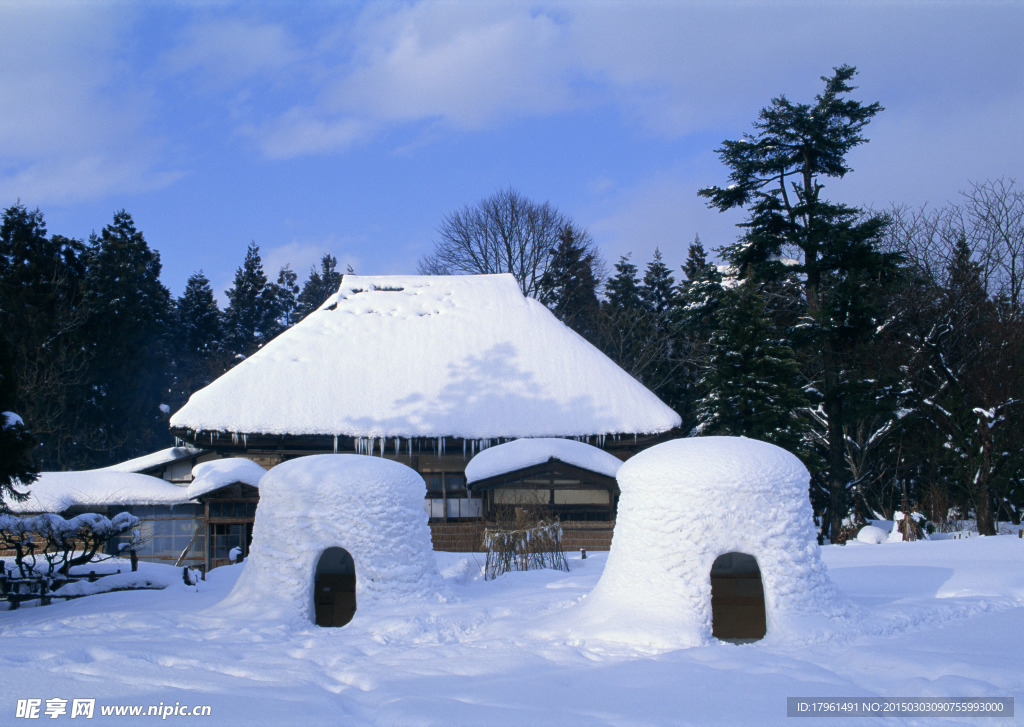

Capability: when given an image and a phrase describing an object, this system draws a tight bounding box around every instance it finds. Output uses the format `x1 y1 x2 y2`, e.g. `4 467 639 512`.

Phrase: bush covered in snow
0 511 139 578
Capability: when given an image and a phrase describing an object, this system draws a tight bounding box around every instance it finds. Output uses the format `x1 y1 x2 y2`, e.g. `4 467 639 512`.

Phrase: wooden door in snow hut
710 552 766 642
314 547 356 627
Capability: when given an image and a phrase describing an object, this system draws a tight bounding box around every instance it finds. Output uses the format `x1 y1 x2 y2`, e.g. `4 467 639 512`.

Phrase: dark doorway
314 547 356 627
710 552 766 642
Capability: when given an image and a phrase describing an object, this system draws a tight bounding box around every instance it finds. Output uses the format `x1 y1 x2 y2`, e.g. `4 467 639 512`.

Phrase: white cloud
0 4 178 204
164 17 302 86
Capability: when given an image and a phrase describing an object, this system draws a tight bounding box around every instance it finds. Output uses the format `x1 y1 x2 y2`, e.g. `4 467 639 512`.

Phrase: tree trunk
974 412 997 535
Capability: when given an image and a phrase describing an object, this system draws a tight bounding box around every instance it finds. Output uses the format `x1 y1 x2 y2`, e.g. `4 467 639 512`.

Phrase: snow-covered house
572 437 853 647
170 274 680 525
218 455 441 627
7 457 268 571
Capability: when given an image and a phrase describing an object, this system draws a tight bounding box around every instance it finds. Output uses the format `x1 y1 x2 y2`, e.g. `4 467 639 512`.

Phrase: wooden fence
430 521 615 553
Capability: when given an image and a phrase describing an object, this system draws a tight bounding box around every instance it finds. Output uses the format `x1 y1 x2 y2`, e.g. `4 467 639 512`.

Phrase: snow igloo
574 437 853 648
216 455 441 627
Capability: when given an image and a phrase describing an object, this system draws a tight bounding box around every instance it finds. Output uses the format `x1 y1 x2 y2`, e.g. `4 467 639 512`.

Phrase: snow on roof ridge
171 273 680 439
100 445 204 473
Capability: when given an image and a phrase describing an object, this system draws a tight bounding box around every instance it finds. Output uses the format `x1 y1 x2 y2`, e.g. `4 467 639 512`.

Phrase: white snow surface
1 536 1022 725
170 274 681 439
571 437 853 649
217 454 442 626
185 457 266 499
8 470 190 513
464 437 622 483
100 445 202 474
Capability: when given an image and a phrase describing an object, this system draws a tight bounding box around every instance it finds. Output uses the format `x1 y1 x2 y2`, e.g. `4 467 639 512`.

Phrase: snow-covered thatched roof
171 274 680 440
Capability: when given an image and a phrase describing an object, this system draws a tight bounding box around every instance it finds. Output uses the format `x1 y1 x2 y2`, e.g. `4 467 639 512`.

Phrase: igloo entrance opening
710 552 766 643
314 547 356 627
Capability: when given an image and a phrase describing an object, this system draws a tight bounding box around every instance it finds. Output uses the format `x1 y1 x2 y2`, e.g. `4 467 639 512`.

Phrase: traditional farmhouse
168 274 679 539
8 274 678 571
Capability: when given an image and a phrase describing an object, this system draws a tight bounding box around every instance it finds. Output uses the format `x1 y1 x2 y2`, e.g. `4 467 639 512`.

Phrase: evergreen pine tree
695 281 809 455
170 271 224 410
273 265 301 329
605 254 642 311
699 66 900 541
0 331 36 511
223 243 281 359
81 210 172 464
297 254 344 317
681 234 709 282
639 248 675 314
537 224 601 341
0 204 90 469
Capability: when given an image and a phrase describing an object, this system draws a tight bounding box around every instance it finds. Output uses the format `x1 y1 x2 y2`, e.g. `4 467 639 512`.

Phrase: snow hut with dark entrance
169 274 680 547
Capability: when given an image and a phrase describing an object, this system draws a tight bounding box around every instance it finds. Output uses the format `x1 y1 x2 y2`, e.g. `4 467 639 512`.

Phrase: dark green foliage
681 235 709 283
170 271 225 411
273 265 301 329
700 66 899 541
605 255 642 312
0 331 36 511
223 243 281 359
297 254 344 318
695 281 810 456
537 224 601 341
80 211 172 463
639 248 675 315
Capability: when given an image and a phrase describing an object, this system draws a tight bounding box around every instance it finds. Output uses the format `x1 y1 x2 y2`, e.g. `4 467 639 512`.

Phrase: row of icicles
177 432 623 458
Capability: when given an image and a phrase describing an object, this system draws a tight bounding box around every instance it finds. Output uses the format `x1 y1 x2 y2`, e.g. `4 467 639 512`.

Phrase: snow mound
171 274 680 439
216 454 442 625
465 437 622 483
186 458 266 499
571 437 855 649
857 525 888 544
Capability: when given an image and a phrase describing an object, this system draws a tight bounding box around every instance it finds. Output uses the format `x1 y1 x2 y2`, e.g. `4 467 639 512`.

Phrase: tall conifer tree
223 243 281 359
81 210 171 463
699 65 899 541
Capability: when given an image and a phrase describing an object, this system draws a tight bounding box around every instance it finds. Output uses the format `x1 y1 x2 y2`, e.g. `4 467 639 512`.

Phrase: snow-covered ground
1 536 1021 726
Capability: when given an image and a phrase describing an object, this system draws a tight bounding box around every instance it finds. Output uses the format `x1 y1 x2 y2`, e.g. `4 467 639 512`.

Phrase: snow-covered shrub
0 511 140 579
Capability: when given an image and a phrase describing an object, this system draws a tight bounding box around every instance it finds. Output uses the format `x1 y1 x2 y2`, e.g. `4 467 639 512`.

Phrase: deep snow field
1 536 1022 726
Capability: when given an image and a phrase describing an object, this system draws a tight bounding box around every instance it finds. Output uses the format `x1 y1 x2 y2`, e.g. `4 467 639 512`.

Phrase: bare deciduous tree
418 188 569 297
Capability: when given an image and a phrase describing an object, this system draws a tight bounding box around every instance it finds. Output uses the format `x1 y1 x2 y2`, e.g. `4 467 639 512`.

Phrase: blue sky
2 1 1021 301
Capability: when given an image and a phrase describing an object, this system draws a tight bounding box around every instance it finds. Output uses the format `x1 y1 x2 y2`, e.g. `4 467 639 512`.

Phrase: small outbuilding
217 455 442 627
573 437 853 648
465 438 623 521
